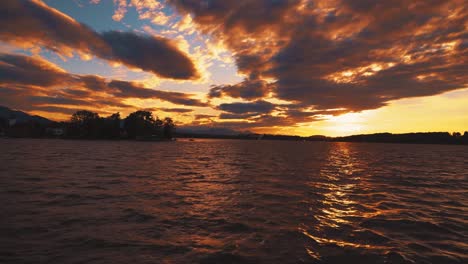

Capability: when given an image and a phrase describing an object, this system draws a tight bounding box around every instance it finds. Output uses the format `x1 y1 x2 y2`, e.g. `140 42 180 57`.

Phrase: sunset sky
1 0 467 136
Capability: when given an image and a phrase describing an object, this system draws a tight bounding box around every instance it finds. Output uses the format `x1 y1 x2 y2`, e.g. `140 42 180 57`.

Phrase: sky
0 0 467 136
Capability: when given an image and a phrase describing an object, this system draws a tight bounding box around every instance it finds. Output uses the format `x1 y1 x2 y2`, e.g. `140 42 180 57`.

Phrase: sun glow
280 88 468 137
322 113 367 134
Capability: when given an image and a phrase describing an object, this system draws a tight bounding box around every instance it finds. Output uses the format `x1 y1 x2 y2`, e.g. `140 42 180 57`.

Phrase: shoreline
1 135 467 146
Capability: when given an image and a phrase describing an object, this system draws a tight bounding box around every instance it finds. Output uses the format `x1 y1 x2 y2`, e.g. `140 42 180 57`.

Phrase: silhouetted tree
124 110 156 138
68 110 101 138
71 110 99 124
462 131 468 144
331 132 466 145
163 117 176 139
0 117 6 135
102 112 121 139
154 117 163 137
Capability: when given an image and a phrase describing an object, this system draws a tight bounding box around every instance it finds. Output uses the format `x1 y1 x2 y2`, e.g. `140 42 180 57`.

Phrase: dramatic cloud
218 100 276 114
0 0 198 79
0 53 207 114
209 78 274 100
111 0 169 26
0 53 72 87
194 114 216 120
168 0 297 33
157 108 193 113
219 112 260 120
169 0 468 123
100 32 198 79
108 80 208 107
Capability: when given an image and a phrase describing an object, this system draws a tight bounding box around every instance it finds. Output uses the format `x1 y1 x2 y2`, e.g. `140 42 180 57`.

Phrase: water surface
0 139 467 263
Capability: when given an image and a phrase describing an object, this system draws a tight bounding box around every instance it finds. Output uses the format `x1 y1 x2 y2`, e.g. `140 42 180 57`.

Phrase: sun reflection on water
302 142 393 260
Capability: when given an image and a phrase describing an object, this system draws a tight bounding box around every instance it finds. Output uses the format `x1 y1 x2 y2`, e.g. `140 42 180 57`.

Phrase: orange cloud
169 0 467 127
0 53 208 117
0 0 199 80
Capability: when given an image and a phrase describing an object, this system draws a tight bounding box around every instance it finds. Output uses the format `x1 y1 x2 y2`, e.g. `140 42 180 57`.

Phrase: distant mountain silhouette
0 106 52 125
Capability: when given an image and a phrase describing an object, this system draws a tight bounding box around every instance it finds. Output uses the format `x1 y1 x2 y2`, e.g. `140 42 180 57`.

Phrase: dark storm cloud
169 0 298 32
0 53 208 114
141 107 193 113
100 32 198 80
0 0 106 55
170 0 468 126
28 105 83 115
194 114 216 120
200 115 304 131
158 108 193 113
28 95 94 106
218 112 260 120
209 78 274 100
0 53 72 87
80 75 109 91
218 100 276 114
275 57 467 111
0 0 198 80
108 80 208 107
213 107 333 130
0 84 127 115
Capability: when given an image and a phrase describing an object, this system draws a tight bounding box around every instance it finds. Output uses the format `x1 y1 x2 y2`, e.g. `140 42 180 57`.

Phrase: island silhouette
0 106 174 141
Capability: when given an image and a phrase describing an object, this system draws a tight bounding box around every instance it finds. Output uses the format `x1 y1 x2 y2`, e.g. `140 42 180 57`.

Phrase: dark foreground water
0 139 467 264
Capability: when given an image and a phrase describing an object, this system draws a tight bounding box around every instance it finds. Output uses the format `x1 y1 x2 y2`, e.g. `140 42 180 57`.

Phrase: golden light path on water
301 143 396 261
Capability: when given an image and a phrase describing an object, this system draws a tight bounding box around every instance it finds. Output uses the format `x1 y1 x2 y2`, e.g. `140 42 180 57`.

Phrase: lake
0 139 467 263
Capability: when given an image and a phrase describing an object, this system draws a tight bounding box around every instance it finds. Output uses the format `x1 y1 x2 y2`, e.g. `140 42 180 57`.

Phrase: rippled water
0 139 467 263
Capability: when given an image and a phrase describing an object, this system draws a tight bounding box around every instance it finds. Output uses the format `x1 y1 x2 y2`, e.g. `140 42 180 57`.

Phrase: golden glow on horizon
252 88 468 137
322 113 366 135
26 88 468 136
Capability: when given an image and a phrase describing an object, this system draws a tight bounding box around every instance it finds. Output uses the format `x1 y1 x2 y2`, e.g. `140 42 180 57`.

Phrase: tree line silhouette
328 132 468 145
0 110 176 140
